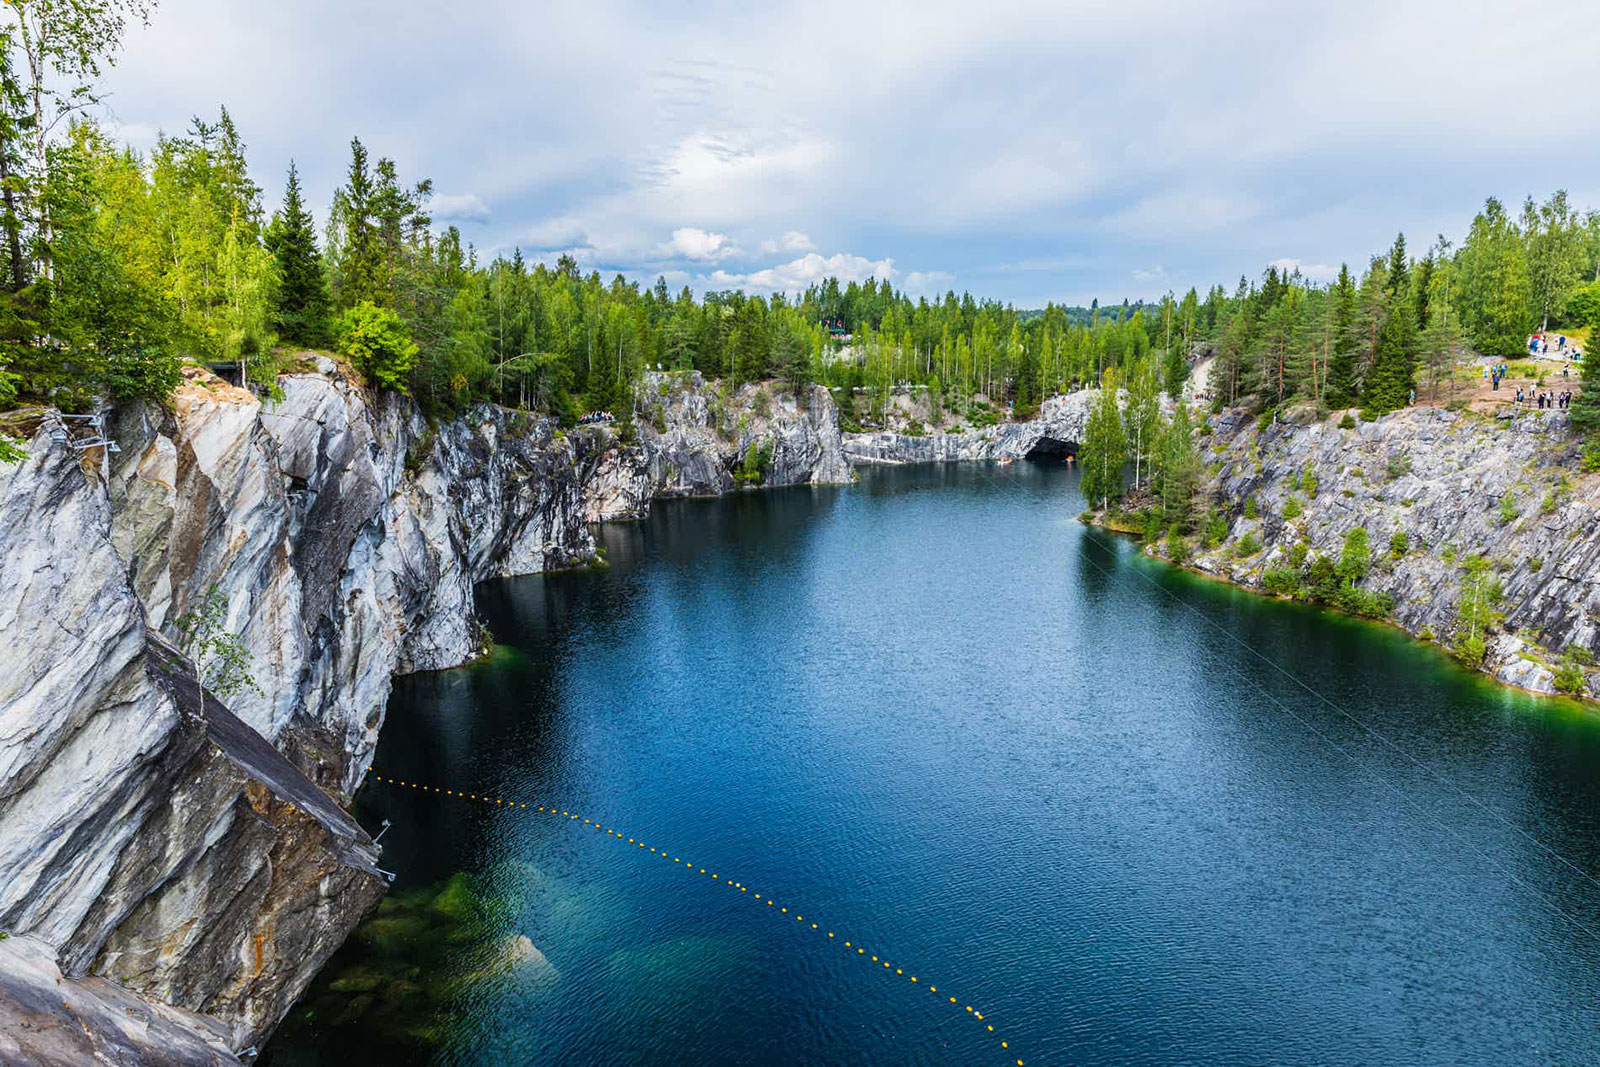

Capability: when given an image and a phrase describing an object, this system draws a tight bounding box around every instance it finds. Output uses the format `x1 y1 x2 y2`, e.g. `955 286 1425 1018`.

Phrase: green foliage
1583 439 1600 473
1234 532 1263 557
1334 585 1394 619
1497 490 1518 525
1123 354 1162 490
1385 452 1412 480
1337 527 1371 584
1282 494 1303 519
1389 529 1409 559
1553 655 1587 696
1458 197 1535 356
339 301 418 393
1452 554 1504 665
1262 567 1301 596
1165 525 1190 564
1288 541 1309 569
1305 555 1339 601
173 584 261 701
1079 367 1127 510
265 161 330 347
1360 299 1415 417
734 439 772 487
1242 495 1259 519
404 427 436 475
1338 413 1357 429
1156 402 1198 528
1204 508 1229 548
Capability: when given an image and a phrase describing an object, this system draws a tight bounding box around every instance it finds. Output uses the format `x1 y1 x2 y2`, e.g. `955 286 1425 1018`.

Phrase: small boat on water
997 456 1013 465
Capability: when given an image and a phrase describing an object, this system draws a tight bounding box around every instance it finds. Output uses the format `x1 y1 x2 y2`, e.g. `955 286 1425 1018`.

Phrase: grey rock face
0 933 240 1066
842 390 1099 464
0 362 856 1056
0 421 384 1057
1178 405 1598 698
586 372 853 521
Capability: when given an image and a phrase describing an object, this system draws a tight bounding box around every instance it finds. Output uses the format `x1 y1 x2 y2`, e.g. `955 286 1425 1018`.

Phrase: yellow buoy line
368 773 1024 1065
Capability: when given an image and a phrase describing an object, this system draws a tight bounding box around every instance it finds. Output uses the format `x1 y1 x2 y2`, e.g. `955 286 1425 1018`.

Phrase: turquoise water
263 462 1600 1065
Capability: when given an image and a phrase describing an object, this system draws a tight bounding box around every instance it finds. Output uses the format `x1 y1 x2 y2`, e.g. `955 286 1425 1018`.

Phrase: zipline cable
1077 521 1600 897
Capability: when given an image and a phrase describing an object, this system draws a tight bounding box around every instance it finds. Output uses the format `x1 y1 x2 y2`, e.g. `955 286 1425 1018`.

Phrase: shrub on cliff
1553 655 1587 696
1165 526 1190 564
339 301 419 394
1337 527 1371 583
1451 554 1503 665
1306 555 1340 601
1262 567 1301 597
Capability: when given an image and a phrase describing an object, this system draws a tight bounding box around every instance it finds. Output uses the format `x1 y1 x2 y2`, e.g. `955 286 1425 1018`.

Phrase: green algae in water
271 868 546 1060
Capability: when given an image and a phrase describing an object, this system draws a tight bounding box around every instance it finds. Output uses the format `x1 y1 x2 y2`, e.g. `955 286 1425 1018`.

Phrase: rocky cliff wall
586 371 853 521
842 390 1098 464
1167 405 1600 699
0 359 851 1062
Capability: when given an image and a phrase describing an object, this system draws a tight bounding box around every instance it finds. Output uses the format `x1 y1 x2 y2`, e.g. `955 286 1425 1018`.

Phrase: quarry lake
263 462 1600 1066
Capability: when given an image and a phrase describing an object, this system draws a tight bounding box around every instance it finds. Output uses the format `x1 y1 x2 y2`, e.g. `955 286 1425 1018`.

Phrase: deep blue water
264 462 1600 1066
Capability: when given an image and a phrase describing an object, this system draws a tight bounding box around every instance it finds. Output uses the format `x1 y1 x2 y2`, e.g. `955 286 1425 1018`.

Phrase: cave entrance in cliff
1024 437 1077 462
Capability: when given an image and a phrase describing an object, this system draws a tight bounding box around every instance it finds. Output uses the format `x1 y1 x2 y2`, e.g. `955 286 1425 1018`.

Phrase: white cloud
708 251 897 293
760 230 816 254
522 216 590 251
426 192 491 222
1131 265 1167 283
659 226 740 261
94 0 1600 307
904 270 955 294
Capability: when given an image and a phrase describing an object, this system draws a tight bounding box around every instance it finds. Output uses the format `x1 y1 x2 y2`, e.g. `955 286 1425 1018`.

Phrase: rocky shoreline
0 360 850 1064
6 369 1597 1062
1121 404 1600 703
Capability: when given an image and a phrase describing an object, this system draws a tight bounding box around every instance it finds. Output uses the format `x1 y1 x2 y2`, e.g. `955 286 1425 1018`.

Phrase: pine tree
1325 264 1358 407
1570 343 1600 449
332 137 379 308
1080 367 1127 511
1157 401 1198 527
265 162 331 347
1362 300 1415 416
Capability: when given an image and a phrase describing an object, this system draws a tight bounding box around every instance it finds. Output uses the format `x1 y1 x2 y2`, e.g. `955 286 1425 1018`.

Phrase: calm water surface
264 463 1600 1066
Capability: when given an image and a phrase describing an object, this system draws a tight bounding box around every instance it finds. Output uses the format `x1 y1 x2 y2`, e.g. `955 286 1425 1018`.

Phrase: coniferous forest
2 3 1599 456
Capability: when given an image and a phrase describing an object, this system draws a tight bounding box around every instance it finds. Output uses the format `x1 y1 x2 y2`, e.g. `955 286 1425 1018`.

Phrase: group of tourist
578 410 616 425
1528 333 1583 359
1485 363 1511 390
1515 387 1572 410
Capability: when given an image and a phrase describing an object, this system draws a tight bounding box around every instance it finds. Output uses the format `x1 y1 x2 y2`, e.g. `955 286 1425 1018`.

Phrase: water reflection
266 461 1600 1067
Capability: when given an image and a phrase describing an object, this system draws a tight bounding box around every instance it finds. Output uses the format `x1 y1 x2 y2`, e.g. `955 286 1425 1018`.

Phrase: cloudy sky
98 0 1600 307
